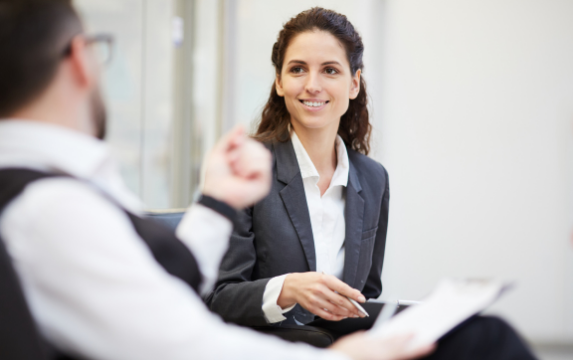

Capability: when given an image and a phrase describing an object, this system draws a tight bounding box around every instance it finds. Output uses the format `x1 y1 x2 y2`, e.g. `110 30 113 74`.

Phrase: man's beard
90 86 107 140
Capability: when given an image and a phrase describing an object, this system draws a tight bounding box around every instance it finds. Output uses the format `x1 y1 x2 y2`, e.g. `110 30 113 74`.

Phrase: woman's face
276 31 361 134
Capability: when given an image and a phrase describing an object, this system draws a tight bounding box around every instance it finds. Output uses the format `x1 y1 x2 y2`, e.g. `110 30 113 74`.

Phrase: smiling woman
203 7 539 359
206 7 387 328
255 7 371 155
277 31 361 139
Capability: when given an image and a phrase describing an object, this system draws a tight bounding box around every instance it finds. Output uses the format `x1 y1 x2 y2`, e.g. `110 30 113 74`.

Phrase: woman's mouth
299 100 329 111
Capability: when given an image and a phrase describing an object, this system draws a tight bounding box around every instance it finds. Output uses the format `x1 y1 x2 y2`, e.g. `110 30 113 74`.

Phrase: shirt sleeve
176 204 233 295
262 274 297 323
0 179 349 360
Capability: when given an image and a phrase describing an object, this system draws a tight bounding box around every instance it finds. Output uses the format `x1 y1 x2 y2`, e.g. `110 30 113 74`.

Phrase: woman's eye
325 68 338 75
290 67 304 74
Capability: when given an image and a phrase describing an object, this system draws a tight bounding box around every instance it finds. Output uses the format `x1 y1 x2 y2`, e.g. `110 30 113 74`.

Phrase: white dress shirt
0 120 348 360
262 131 349 323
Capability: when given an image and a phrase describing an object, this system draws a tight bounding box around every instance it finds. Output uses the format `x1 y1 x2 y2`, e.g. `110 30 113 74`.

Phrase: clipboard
368 278 513 348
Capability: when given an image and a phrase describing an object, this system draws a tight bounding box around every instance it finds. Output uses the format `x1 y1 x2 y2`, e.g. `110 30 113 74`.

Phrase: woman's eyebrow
322 61 342 66
286 60 342 66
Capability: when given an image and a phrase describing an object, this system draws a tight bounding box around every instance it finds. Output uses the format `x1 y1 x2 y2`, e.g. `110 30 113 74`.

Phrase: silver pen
346 296 369 317
322 272 370 317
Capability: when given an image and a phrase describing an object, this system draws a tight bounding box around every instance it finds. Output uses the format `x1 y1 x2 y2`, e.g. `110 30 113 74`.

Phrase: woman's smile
299 99 330 111
275 30 361 132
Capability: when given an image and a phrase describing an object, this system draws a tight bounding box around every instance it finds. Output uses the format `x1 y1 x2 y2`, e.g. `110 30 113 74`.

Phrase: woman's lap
422 316 537 360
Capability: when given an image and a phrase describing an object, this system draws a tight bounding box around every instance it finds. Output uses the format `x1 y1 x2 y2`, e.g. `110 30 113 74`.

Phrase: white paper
369 278 512 348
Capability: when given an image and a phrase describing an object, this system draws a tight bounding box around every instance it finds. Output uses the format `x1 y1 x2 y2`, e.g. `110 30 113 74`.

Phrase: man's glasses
63 33 115 66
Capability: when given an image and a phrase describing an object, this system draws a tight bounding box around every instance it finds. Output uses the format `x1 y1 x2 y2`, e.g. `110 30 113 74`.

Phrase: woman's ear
275 75 285 97
349 69 361 100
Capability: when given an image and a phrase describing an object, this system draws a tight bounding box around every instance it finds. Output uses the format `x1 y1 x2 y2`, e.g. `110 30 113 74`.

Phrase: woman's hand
330 332 436 360
277 272 367 321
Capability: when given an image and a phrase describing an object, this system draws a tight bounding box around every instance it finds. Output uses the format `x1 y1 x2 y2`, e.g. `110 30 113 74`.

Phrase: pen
322 272 370 317
346 296 369 317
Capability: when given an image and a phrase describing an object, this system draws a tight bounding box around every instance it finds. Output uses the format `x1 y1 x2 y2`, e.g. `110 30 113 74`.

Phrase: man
0 1 434 359
0 1 537 360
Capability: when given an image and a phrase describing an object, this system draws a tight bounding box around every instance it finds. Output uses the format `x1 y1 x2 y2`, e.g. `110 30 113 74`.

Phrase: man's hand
202 126 272 209
330 332 436 360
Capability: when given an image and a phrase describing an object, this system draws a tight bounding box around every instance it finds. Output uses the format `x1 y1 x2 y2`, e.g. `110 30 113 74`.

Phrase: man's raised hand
202 126 272 209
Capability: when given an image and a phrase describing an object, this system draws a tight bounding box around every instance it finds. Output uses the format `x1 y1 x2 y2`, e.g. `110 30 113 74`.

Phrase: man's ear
349 69 361 100
67 36 98 90
275 74 285 97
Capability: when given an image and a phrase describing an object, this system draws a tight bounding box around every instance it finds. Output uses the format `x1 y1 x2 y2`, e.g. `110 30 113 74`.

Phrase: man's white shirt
0 120 349 360
262 131 349 323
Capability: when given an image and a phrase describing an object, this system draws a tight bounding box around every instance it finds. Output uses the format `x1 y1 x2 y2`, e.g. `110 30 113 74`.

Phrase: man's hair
0 0 83 117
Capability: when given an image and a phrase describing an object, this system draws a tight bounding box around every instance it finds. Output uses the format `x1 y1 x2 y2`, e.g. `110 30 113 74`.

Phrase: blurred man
0 1 433 359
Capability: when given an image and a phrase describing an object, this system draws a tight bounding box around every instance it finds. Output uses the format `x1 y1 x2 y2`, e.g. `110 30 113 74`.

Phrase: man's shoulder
1 177 129 236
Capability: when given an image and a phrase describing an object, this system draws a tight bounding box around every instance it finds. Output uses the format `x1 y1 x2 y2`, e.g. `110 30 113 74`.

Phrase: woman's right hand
277 272 367 321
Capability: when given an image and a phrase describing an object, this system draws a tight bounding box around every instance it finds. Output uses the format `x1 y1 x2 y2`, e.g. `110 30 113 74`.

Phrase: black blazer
205 139 389 327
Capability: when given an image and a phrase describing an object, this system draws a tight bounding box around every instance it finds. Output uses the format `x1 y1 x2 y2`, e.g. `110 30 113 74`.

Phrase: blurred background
74 0 573 357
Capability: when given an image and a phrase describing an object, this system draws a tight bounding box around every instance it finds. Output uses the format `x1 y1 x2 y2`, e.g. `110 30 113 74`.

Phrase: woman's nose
304 73 322 94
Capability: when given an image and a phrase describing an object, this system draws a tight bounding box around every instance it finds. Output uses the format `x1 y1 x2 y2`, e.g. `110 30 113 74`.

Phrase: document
369 278 512 348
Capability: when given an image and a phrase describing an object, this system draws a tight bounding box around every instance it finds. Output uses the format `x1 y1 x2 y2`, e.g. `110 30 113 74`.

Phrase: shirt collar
0 120 112 179
290 131 349 187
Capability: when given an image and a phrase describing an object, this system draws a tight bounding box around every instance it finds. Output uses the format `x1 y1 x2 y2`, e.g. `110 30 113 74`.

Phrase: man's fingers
402 343 436 359
228 126 245 147
330 331 435 360
224 177 271 208
230 140 271 178
378 334 436 360
214 125 245 154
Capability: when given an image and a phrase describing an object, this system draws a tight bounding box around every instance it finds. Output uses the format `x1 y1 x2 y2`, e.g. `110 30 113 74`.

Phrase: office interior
74 0 573 358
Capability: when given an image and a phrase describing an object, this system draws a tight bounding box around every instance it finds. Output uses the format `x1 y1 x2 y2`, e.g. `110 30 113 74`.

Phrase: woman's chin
292 116 338 132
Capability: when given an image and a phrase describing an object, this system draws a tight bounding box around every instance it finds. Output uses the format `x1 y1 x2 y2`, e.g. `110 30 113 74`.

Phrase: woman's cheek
333 98 350 118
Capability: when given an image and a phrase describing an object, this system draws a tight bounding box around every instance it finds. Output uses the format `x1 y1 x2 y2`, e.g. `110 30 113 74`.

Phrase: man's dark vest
0 169 204 360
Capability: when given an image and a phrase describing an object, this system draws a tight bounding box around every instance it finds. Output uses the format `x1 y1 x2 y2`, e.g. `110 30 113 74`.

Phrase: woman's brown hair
254 7 372 155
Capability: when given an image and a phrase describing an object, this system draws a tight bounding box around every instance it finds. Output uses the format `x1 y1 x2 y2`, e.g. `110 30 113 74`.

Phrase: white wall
231 0 573 342
376 0 573 343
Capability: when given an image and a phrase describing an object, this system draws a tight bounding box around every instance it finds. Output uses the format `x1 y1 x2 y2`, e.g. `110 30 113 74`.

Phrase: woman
206 7 387 327
205 8 538 360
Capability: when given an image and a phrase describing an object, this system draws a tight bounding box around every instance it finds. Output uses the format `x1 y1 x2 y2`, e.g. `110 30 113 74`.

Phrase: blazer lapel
275 141 317 272
342 158 364 288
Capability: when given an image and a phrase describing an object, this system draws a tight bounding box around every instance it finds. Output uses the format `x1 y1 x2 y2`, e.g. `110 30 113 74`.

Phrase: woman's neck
291 121 338 177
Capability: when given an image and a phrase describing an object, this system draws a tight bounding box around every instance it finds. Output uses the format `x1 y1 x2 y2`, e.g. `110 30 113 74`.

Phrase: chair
144 208 187 230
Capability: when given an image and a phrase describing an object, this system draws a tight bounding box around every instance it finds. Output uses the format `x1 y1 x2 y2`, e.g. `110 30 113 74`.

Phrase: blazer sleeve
204 206 272 327
361 166 390 299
